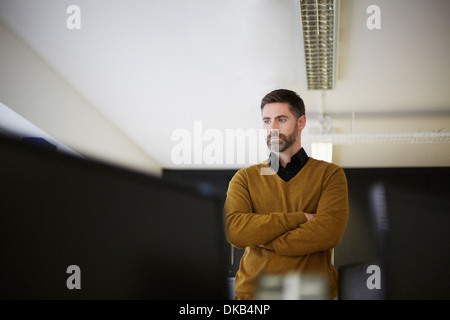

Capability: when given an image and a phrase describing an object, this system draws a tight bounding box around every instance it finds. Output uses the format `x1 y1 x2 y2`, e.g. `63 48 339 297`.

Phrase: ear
297 115 306 132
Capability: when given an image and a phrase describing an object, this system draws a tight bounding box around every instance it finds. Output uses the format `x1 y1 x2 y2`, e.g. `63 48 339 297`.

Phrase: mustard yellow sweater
224 158 349 299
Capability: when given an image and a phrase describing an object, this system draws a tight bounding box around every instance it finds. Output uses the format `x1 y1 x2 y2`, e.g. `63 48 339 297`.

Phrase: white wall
0 22 162 176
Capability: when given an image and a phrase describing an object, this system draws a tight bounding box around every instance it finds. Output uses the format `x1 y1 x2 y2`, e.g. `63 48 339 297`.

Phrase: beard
267 123 298 153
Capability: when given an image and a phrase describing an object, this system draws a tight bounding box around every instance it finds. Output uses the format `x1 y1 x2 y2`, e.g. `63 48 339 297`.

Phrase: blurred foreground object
255 272 329 300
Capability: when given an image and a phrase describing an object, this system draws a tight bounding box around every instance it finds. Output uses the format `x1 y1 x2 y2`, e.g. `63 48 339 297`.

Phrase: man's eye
279 118 286 122
263 120 270 124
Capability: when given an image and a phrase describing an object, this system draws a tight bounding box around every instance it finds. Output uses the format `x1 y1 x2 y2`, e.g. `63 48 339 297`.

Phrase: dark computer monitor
339 181 450 300
375 182 450 299
0 135 227 299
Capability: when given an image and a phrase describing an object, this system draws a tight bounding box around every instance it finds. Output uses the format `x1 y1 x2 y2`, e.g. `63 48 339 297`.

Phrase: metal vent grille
300 0 338 90
303 132 450 145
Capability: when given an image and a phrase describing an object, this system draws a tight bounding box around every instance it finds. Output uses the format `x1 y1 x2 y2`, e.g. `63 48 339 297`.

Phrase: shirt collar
268 147 309 170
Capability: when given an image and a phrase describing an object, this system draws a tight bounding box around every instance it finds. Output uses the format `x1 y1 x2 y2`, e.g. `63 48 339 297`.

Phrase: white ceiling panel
0 0 449 169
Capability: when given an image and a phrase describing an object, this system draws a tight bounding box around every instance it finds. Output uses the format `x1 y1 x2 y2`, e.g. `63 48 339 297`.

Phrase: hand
304 212 316 221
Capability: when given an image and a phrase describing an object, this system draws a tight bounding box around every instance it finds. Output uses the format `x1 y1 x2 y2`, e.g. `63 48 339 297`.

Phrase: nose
268 121 279 132
269 128 279 137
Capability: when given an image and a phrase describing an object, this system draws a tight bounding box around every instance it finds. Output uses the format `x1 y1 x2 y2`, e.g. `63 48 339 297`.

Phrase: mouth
269 135 282 141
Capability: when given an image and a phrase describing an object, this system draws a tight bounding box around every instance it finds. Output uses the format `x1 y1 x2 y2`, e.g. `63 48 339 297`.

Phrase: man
224 89 349 300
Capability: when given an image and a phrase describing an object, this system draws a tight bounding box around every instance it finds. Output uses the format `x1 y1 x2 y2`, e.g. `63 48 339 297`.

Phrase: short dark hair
260 89 305 118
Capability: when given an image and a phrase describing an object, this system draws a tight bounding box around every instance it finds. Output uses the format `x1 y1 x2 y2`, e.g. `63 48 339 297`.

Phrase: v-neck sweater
224 158 349 299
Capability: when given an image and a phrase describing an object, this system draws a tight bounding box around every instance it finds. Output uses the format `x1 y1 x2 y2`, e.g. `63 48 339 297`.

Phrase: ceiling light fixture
299 0 340 90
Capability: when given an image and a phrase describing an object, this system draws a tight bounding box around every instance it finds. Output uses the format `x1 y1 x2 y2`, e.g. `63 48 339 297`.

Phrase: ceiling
0 0 449 170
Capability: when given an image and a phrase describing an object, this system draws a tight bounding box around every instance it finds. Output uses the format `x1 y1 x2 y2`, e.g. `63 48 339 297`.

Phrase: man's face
262 102 304 153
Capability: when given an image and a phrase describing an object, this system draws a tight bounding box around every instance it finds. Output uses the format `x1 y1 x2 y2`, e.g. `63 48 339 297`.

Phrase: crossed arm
223 168 349 257
257 212 316 247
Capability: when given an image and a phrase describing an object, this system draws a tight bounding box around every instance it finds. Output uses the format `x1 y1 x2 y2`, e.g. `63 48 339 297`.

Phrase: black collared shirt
269 148 310 182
